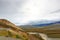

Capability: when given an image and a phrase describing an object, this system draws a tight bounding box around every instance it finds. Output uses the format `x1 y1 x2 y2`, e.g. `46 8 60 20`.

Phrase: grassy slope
0 19 29 40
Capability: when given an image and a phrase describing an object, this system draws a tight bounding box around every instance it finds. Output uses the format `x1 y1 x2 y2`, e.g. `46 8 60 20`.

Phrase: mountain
31 20 60 27
0 19 29 40
23 22 60 33
41 24 60 30
19 21 60 29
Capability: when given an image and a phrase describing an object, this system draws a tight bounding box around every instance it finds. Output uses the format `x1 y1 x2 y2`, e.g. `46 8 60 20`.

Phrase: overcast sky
0 0 60 25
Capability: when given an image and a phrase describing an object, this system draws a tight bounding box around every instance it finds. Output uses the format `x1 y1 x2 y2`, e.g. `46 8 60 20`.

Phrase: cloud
50 9 60 13
0 0 26 16
0 0 60 25
19 0 60 21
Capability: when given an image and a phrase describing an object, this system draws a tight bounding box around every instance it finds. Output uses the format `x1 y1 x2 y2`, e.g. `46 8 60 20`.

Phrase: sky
0 0 60 25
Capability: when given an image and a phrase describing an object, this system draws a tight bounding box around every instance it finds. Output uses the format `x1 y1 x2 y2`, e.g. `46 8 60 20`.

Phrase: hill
0 19 29 40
